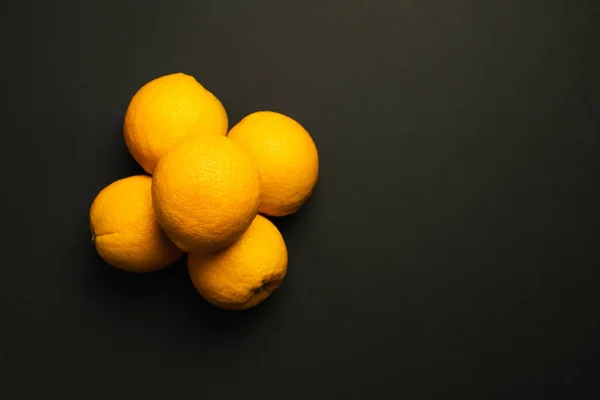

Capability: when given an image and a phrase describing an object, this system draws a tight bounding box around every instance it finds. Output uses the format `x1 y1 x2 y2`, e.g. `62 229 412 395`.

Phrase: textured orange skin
152 135 261 253
228 111 319 216
89 176 183 273
124 72 228 174
188 215 287 311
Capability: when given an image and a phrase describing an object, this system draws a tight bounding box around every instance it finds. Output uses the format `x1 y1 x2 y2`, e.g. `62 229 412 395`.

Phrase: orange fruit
124 72 228 174
89 175 183 272
152 134 261 253
228 111 319 216
188 215 288 310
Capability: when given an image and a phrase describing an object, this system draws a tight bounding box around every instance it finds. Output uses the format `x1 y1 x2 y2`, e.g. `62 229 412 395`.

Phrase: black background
2 1 600 398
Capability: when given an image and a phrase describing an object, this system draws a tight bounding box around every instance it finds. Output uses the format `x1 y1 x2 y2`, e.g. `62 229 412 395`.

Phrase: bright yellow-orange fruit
228 111 319 216
89 175 183 272
188 215 287 310
124 72 228 174
152 135 261 253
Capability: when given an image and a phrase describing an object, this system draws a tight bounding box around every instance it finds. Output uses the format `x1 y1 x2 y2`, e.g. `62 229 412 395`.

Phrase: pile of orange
90 73 318 311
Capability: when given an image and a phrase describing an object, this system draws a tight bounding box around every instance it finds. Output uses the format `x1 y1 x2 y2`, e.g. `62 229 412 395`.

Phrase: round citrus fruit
152 134 261 253
89 175 183 272
188 215 287 310
227 111 318 216
124 72 228 174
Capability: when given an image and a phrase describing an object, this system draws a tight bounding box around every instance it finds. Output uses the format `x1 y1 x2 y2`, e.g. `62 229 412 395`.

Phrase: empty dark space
2 1 599 398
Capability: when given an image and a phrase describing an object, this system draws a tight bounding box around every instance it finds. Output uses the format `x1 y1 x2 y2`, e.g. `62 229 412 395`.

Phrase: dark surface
2 1 600 398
